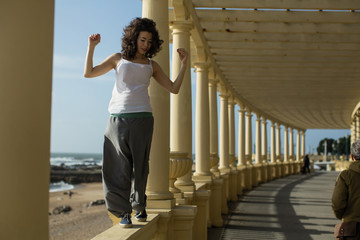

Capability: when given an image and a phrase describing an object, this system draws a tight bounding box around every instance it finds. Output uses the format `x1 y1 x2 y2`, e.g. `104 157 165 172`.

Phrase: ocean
50 152 103 192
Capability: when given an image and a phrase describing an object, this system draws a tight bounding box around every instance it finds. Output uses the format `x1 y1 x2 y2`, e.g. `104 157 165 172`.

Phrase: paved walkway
209 171 340 240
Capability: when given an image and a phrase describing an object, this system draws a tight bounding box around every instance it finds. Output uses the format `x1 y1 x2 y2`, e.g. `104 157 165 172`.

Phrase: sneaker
119 213 132 228
135 210 147 222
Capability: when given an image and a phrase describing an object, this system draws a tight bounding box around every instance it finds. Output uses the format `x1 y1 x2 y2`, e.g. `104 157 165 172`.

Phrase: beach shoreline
49 183 112 240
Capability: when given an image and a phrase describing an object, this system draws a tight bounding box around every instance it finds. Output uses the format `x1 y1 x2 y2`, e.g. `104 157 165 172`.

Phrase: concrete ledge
92 214 160 240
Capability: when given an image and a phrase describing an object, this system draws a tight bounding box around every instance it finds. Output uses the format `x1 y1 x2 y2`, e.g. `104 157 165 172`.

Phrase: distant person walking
302 154 310 174
332 139 360 239
84 17 188 228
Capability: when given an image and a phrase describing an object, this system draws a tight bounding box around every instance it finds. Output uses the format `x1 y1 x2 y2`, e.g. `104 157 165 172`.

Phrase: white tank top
108 58 153 114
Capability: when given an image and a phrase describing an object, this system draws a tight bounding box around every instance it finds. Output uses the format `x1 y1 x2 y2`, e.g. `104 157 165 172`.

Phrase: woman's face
137 31 153 55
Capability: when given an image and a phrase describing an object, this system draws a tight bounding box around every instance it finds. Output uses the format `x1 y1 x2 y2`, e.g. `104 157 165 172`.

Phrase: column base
147 198 176 209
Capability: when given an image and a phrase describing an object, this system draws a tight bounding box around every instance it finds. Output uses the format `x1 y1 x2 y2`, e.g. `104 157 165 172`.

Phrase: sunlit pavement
209 171 340 240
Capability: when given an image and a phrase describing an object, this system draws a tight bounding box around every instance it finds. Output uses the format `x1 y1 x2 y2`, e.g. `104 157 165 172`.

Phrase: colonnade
119 1 308 239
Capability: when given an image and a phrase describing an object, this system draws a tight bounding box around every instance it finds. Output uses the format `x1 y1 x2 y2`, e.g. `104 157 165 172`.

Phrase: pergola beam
204 32 360 43
196 9 360 24
201 22 360 34
208 41 360 51
192 0 360 10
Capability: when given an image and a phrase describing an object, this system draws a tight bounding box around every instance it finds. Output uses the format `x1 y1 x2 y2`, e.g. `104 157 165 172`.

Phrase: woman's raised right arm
84 33 120 78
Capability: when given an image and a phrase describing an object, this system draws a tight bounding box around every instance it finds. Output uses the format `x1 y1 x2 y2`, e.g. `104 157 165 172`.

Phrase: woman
84 17 188 228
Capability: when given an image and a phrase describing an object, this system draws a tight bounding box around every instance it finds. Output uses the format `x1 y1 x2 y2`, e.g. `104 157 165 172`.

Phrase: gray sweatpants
102 116 154 218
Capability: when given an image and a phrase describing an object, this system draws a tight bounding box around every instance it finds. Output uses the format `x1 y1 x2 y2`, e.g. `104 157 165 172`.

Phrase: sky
51 0 350 155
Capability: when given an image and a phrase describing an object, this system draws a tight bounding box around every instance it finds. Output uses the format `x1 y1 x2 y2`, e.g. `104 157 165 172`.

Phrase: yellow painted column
237 104 246 193
143 0 174 202
284 126 289 176
228 96 238 201
245 111 253 163
351 120 355 145
208 77 223 228
193 62 212 179
276 124 282 161
253 113 261 186
1 1 54 239
219 92 230 172
209 78 220 176
245 110 253 190
276 124 283 177
228 97 236 168
261 118 268 182
284 126 289 162
261 118 268 161
297 130 301 161
289 128 294 161
355 112 360 140
270 121 277 179
271 121 276 163
170 21 195 192
219 89 230 213
301 130 306 157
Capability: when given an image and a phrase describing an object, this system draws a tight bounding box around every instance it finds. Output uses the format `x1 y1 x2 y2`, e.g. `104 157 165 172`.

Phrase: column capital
169 20 193 33
228 96 236 106
238 108 246 113
208 78 219 86
193 62 210 72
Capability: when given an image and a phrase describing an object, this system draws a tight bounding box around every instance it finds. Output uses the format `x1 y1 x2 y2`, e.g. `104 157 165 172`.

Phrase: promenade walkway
209 171 340 240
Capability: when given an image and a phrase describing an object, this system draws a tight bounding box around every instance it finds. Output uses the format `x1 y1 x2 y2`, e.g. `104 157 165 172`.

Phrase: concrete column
245 112 253 163
296 130 301 161
219 93 230 173
170 21 194 192
283 126 289 176
262 118 268 161
143 0 174 202
270 121 277 179
284 126 289 162
270 121 276 163
351 120 356 145
289 128 294 161
1 1 54 238
238 107 246 166
193 62 211 179
253 114 261 185
276 124 282 161
301 130 306 157
244 110 253 190
219 89 230 212
255 114 262 164
209 78 220 176
237 105 246 194
355 114 360 140
228 97 236 168
227 96 238 201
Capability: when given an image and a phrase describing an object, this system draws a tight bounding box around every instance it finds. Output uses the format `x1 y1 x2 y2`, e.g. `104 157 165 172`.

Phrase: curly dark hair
121 18 163 60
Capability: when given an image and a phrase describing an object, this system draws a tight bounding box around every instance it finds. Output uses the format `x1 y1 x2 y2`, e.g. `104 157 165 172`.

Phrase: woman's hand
88 33 101 48
177 48 188 65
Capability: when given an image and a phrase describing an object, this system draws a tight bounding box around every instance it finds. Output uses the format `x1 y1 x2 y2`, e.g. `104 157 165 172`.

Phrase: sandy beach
49 183 113 240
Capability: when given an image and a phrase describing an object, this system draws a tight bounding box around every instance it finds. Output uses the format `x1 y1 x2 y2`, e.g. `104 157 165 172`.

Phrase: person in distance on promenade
332 139 360 239
84 17 188 228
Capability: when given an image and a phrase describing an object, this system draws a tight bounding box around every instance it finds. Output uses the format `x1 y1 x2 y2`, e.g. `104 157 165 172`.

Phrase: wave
50 181 74 192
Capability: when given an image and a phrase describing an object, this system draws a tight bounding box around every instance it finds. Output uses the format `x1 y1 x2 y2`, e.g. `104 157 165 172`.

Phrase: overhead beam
210 48 360 57
204 32 360 43
208 41 360 51
192 0 360 10
214 55 360 62
217 61 360 68
196 9 360 24
200 22 360 34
